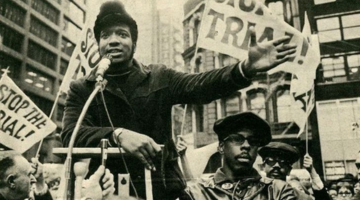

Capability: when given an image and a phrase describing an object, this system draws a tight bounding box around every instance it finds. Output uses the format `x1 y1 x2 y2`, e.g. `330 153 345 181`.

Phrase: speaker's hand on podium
116 128 161 171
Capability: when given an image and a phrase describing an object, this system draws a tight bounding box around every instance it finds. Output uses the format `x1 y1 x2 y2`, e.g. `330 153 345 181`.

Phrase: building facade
312 0 360 180
0 0 87 162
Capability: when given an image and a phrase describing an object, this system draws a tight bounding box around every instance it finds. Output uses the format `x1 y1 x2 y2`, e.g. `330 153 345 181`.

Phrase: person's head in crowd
329 188 338 200
213 112 271 178
327 180 339 199
295 169 312 191
354 181 360 194
94 0 138 70
258 142 300 181
0 151 36 200
336 185 354 200
336 175 356 200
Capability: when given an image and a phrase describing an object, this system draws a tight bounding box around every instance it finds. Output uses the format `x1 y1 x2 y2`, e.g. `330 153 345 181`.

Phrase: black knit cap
258 142 300 165
94 0 138 44
213 112 271 147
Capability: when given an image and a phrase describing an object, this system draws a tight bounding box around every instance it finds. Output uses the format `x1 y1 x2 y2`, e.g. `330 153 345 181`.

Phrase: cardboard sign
197 0 318 75
0 75 56 153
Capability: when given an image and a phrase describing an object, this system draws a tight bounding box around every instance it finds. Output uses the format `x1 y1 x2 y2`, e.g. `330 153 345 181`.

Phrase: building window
0 1 26 27
347 54 360 81
317 17 341 43
322 56 346 82
324 161 346 181
61 37 75 56
317 13 360 43
60 59 68 75
64 1 85 25
0 52 21 80
25 66 54 94
63 17 82 41
276 89 291 123
0 22 24 53
194 55 202 73
30 16 58 47
247 91 266 120
188 12 201 47
27 41 57 70
341 14 360 40
25 92 53 115
31 0 59 25
194 104 204 132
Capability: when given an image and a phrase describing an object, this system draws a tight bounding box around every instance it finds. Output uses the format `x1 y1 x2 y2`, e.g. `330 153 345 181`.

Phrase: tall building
123 0 159 64
157 8 184 72
181 0 321 174
0 0 87 162
312 0 360 180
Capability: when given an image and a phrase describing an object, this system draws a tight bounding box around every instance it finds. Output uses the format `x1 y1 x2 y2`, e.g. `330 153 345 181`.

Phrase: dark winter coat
61 59 251 200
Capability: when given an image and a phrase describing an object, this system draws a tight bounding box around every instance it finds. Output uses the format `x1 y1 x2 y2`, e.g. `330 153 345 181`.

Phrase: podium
53 147 153 200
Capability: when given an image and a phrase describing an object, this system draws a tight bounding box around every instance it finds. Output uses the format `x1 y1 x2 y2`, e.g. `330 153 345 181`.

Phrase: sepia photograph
0 0 359 199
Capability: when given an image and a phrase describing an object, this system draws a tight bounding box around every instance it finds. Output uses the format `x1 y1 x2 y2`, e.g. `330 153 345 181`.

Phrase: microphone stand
63 78 107 200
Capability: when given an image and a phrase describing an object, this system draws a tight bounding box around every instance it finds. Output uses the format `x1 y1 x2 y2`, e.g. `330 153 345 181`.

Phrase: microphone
96 54 112 81
100 139 108 167
100 139 108 190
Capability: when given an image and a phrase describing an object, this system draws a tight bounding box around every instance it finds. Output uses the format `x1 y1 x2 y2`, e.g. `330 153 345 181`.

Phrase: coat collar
200 168 263 189
86 59 150 103
86 59 150 84
213 168 262 185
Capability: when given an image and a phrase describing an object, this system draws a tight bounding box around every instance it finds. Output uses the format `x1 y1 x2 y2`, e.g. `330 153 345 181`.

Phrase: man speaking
61 1 296 199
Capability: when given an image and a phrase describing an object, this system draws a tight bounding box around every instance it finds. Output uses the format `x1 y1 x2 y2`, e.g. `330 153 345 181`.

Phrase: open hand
243 26 297 77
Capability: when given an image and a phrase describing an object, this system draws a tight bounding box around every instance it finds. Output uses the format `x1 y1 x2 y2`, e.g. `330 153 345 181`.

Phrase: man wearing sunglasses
259 142 331 200
180 112 297 200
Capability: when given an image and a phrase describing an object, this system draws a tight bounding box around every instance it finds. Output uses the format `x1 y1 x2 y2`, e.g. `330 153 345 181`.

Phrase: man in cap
181 112 297 200
61 0 297 199
258 142 330 200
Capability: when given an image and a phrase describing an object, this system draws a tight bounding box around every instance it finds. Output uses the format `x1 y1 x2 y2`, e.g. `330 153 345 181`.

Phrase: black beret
258 142 300 164
94 0 138 43
213 112 271 146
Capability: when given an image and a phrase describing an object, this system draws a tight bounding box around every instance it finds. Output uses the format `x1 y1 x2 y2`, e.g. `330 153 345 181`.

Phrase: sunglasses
264 157 291 168
223 134 261 146
338 192 352 197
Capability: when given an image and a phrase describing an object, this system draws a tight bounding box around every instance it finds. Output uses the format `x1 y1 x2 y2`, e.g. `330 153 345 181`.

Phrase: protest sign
290 13 320 136
197 0 316 75
0 74 56 153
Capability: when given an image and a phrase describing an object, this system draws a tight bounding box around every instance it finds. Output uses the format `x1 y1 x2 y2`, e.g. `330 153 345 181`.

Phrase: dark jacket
61 60 251 200
180 168 297 200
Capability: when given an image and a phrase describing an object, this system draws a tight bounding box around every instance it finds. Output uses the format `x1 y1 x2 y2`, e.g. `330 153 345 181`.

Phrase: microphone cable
99 84 139 199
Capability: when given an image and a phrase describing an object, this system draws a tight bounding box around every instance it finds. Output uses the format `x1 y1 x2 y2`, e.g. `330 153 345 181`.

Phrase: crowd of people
325 174 360 200
0 0 359 199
